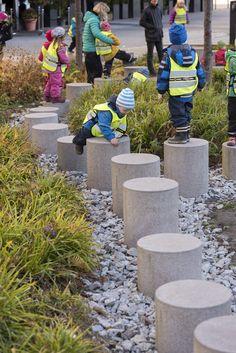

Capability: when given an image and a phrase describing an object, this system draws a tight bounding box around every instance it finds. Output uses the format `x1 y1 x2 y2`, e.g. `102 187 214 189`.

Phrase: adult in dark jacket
140 0 163 76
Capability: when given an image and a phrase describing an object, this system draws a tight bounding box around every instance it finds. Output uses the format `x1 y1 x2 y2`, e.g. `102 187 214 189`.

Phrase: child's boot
75 144 84 155
51 97 66 103
168 126 188 144
187 125 190 142
227 136 236 147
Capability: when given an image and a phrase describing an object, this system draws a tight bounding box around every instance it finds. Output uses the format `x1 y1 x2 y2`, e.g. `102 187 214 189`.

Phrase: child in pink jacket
42 27 70 103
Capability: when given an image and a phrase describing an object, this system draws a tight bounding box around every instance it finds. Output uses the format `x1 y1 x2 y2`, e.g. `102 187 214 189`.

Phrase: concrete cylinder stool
123 177 179 248
222 142 236 180
124 66 147 76
164 138 209 198
29 106 60 115
66 83 92 103
44 100 70 116
94 78 115 86
24 112 58 140
137 233 202 298
112 153 160 218
57 135 87 172
155 280 232 353
87 136 130 191
32 123 68 155
194 315 236 353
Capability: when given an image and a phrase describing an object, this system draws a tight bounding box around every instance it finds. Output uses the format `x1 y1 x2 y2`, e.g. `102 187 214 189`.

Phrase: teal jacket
82 11 113 53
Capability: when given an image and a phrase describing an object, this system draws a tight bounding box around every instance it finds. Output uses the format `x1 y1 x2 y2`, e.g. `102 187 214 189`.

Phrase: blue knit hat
169 24 187 45
116 88 135 110
138 68 150 78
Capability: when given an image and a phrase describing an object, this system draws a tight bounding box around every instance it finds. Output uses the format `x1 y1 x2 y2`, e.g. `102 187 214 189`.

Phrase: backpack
225 50 236 75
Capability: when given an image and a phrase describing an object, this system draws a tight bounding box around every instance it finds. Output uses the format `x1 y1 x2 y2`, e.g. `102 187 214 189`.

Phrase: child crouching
73 88 135 154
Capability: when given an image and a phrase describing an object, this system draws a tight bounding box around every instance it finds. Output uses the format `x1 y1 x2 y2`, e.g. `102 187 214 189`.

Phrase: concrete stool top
222 141 236 149
137 233 202 253
87 136 129 145
112 153 160 165
194 315 236 353
67 83 92 88
32 123 68 131
57 135 74 143
25 112 58 119
29 107 59 114
123 177 178 193
156 280 232 309
124 66 147 72
164 137 208 148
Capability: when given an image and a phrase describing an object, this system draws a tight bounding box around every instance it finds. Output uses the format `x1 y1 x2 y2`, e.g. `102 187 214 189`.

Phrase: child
72 88 135 154
68 17 76 53
169 0 189 25
225 48 236 146
124 67 150 84
38 30 53 102
0 11 12 60
215 41 226 66
42 26 70 103
95 21 136 78
157 24 206 143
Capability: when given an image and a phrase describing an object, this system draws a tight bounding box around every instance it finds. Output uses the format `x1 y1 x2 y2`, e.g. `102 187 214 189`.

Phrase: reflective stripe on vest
42 41 67 73
169 54 198 96
83 103 127 138
175 8 187 24
132 72 148 83
95 31 112 55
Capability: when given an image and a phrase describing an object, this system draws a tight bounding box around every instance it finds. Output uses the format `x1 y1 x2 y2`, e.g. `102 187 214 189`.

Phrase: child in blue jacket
68 17 76 53
157 24 206 143
73 88 135 154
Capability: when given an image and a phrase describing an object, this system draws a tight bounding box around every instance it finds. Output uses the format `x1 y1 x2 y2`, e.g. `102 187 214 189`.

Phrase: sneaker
129 56 137 64
51 97 65 103
227 136 236 146
75 144 84 155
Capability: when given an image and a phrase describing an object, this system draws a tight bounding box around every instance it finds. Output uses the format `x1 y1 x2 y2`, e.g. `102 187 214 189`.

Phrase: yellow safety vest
83 103 127 138
42 41 67 73
68 17 75 37
175 8 187 24
225 57 236 95
95 31 112 55
41 45 47 61
169 54 198 96
132 72 148 83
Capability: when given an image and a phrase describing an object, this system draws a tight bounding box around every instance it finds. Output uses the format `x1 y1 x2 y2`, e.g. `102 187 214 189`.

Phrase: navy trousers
168 96 193 128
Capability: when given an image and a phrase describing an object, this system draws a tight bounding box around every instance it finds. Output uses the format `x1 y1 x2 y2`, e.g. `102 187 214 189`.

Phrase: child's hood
83 11 98 23
107 95 124 118
168 44 196 67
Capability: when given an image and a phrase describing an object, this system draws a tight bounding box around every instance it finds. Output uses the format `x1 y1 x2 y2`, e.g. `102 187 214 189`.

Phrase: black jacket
139 5 163 42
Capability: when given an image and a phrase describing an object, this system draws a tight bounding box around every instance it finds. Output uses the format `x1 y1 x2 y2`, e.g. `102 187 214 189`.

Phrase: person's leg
168 97 188 144
85 52 103 84
43 74 51 101
68 37 76 52
155 40 163 63
146 41 156 75
227 97 236 146
104 58 114 77
72 126 93 154
50 71 65 103
185 100 193 141
115 50 136 64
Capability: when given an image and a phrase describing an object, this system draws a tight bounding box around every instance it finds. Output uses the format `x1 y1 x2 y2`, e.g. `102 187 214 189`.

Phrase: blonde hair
93 2 110 21
176 0 187 9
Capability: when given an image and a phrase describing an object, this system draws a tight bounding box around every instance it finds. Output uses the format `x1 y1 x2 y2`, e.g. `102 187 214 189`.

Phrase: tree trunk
203 0 213 84
75 0 83 69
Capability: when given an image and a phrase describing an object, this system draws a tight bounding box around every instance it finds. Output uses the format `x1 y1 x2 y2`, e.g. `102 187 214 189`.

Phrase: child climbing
225 48 236 146
95 21 136 78
157 24 206 144
169 0 189 25
42 26 70 103
72 88 135 154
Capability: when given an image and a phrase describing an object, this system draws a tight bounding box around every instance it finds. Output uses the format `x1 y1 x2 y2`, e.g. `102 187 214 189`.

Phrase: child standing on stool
169 0 189 25
96 21 136 78
157 24 206 144
225 48 236 146
73 88 135 154
42 27 70 103
38 29 53 102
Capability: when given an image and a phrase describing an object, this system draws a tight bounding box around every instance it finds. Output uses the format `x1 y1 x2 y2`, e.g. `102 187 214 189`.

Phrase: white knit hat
52 26 65 38
116 88 135 110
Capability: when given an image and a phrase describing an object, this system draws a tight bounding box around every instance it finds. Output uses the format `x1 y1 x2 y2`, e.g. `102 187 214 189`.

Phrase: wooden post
203 0 213 84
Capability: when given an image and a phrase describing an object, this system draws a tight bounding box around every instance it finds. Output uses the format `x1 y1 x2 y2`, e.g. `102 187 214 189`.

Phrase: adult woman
83 2 113 83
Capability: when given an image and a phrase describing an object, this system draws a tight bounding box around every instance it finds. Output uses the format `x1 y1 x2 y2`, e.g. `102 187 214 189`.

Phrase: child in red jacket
215 41 226 66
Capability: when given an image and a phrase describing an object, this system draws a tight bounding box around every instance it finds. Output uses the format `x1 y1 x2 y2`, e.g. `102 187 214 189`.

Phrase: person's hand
110 138 119 146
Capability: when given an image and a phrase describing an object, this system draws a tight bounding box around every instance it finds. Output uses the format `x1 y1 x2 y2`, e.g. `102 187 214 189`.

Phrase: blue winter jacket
157 44 206 102
70 17 76 37
83 95 125 141
82 11 113 53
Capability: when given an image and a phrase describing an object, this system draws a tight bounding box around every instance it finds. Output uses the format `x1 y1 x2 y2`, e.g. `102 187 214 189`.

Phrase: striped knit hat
116 88 135 110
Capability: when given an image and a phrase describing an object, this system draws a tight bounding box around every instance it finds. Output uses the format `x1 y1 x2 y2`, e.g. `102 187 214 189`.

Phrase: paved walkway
6 8 230 58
